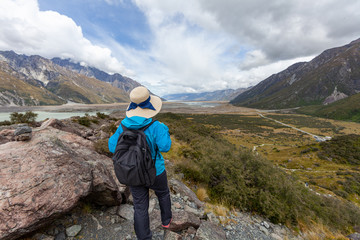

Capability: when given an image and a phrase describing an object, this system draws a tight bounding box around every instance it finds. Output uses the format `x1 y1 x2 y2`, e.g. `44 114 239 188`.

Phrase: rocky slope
231 38 360 109
0 51 131 106
0 117 302 240
51 58 141 93
163 88 249 101
0 62 64 105
297 92 360 122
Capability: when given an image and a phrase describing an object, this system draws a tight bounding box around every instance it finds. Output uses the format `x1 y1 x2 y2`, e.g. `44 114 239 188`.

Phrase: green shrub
318 135 360 165
10 111 38 124
94 139 112 157
156 113 360 231
101 123 118 135
96 112 109 119
0 120 11 126
77 116 91 127
91 118 99 124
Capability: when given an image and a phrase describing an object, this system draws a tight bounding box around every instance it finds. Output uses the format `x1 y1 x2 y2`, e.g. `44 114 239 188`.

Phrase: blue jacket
108 116 171 176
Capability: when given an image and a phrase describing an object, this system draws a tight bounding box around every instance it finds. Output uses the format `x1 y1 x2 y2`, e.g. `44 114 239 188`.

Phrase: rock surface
348 232 360 240
196 221 226 240
118 204 134 221
169 179 204 208
65 225 81 237
168 211 201 232
0 126 127 240
0 128 15 144
13 124 32 136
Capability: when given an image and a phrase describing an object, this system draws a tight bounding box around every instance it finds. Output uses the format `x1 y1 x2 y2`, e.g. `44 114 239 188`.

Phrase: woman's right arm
108 125 123 153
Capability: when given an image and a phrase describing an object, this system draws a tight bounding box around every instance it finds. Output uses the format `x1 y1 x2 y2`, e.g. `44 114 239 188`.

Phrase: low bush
0 120 11 126
10 111 38 124
156 113 360 232
96 112 109 119
101 122 118 135
94 139 112 157
77 116 91 127
318 134 360 165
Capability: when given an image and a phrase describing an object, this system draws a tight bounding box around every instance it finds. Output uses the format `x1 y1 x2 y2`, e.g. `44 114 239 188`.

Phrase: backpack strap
140 120 158 161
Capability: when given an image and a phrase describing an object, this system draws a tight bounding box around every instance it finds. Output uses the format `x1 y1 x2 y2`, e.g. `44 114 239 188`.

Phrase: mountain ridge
231 38 360 109
163 88 249 101
51 58 141 93
0 51 134 106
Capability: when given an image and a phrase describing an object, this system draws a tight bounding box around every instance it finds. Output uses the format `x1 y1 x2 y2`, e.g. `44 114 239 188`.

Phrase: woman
108 86 172 240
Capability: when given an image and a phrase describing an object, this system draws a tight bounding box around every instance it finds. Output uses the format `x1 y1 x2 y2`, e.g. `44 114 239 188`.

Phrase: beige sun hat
126 86 162 118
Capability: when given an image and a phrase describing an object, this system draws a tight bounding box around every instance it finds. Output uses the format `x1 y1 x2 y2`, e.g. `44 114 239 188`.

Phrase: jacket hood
121 116 152 130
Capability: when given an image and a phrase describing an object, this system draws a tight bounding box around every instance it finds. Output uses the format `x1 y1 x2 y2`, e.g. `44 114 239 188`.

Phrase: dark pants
130 170 172 240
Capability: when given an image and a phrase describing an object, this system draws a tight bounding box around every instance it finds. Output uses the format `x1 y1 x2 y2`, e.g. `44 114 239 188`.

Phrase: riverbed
0 101 240 122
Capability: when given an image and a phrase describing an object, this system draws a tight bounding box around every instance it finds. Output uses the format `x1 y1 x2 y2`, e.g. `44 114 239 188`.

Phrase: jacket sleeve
108 125 123 153
155 122 171 152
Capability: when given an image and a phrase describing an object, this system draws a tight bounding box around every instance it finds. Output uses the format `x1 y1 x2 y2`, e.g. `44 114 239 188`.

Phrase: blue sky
38 0 151 50
1 0 360 96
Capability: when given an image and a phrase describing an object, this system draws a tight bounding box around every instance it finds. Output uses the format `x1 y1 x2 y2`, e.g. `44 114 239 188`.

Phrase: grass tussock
196 188 209 202
94 139 112 157
156 113 360 233
299 220 349 240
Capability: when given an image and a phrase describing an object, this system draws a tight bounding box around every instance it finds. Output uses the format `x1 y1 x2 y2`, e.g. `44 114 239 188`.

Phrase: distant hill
163 88 249 101
231 38 360 109
0 51 132 106
296 92 360 122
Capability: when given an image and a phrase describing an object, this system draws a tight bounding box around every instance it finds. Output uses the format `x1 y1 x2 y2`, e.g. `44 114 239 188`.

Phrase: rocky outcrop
323 86 348 105
0 123 128 240
169 179 204 208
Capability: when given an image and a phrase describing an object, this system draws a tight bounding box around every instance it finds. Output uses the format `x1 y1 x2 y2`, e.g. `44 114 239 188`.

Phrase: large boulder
0 125 127 240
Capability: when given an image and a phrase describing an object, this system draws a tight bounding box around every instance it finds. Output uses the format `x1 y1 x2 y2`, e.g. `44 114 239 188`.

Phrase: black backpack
112 120 157 187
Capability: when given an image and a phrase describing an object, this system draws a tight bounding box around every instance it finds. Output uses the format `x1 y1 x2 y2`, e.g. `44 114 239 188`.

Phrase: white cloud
0 0 133 75
198 0 360 61
1 0 360 97
124 0 360 95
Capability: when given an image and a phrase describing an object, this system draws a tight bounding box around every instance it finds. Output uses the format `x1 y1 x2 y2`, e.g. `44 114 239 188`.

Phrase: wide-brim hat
126 86 162 118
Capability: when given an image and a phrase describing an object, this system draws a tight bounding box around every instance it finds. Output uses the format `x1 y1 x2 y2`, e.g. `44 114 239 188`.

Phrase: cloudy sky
1 0 360 96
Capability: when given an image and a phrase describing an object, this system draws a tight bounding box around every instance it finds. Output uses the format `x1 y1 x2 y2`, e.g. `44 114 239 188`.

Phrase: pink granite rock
0 129 15 144
0 126 127 240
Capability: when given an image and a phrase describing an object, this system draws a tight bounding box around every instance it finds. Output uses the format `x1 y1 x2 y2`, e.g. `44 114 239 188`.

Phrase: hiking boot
162 218 172 229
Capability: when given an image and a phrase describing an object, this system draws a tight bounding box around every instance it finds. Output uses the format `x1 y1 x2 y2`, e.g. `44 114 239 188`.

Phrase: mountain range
231 38 360 110
162 88 249 101
0 51 140 106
